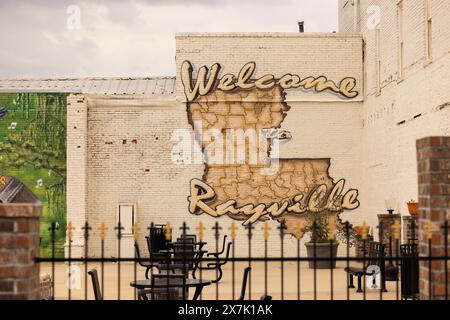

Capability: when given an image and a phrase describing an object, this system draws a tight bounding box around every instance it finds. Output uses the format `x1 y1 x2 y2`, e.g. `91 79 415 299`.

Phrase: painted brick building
0 0 448 260
339 0 450 226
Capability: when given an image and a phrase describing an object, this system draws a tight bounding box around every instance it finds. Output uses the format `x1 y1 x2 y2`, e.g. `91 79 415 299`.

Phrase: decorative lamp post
385 196 396 215
382 197 399 281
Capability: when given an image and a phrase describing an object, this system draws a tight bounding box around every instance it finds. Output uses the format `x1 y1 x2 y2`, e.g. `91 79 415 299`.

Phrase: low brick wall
0 203 41 300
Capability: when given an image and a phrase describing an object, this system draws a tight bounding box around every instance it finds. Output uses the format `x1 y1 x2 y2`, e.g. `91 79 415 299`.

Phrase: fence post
417 136 450 300
0 203 42 299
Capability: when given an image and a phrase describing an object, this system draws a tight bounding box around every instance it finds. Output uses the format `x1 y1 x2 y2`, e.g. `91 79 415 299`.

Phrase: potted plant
407 199 419 217
304 213 339 269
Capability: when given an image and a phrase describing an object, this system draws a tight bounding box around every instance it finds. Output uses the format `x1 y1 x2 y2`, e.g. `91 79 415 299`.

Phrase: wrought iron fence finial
165 222 173 241
360 221 369 240
229 222 238 240
132 222 140 241
82 221 91 240
67 221 74 242
392 220 401 240
262 221 271 240
114 222 124 240
196 221 205 241
98 223 107 241
212 221 222 240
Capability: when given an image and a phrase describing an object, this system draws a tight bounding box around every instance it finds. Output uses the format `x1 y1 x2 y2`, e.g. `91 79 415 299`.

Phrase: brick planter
0 203 42 300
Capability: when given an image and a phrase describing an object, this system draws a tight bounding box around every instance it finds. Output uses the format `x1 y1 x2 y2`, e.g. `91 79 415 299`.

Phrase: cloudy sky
0 0 338 78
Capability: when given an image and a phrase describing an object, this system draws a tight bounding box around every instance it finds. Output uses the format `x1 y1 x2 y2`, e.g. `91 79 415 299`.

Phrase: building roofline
175 32 362 38
0 77 176 95
0 76 175 81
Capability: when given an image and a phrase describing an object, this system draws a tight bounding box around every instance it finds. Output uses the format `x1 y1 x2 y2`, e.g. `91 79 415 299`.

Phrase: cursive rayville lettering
188 179 360 225
181 61 359 102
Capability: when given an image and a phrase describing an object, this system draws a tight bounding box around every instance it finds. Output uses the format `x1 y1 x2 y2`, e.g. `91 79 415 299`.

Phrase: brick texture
340 0 450 228
416 136 450 300
0 204 41 300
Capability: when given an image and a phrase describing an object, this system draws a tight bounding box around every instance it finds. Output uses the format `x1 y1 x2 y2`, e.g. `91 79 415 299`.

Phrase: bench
344 241 387 293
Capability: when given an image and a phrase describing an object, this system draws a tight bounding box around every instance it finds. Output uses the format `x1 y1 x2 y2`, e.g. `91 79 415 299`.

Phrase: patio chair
172 239 208 279
177 237 194 243
238 267 251 300
178 234 206 252
192 242 232 283
173 242 196 269
206 235 227 258
147 225 170 253
156 262 190 277
145 235 172 263
179 234 196 243
88 268 103 300
139 274 186 300
400 243 419 299
344 241 387 293
135 242 157 279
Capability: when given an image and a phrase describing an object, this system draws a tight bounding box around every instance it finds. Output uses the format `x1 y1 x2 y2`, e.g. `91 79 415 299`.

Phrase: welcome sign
181 60 360 102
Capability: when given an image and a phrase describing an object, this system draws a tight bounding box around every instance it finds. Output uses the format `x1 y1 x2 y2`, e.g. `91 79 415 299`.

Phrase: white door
118 203 135 258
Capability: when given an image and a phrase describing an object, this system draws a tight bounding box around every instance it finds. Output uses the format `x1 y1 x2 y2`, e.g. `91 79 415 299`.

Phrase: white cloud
0 0 338 78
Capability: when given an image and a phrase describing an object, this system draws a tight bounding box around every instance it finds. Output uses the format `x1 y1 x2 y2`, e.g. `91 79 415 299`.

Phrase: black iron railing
35 218 449 301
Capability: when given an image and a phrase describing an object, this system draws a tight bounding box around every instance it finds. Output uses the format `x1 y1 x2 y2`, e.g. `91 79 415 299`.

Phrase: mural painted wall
182 61 361 239
0 93 67 256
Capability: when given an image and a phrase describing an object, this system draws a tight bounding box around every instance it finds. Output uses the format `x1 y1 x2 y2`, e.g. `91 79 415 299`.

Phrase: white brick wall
175 33 364 103
339 0 450 231
66 94 88 257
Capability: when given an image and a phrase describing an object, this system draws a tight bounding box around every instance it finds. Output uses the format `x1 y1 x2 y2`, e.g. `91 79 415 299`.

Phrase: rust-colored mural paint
183 62 360 238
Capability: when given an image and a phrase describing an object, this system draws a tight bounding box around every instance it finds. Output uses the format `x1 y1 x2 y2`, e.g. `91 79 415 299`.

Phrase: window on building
425 0 432 61
397 0 404 80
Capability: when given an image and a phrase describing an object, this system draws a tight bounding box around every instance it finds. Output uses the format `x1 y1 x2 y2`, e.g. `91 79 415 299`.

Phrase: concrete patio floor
40 261 402 300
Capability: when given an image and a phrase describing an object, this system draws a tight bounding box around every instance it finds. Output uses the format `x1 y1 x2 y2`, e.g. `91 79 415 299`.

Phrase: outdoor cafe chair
400 243 419 299
139 274 186 300
206 235 227 259
173 242 197 269
135 242 157 279
178 234 207 251
147 225 171 253
88 268 103 300
145 235 172 263
238 267 251 300
235 267 271 301
192 241 232 283
344 241 387 293
156 262 190 277
179 234 196 243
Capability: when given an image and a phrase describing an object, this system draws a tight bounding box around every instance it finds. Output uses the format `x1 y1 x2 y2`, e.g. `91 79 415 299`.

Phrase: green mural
0 93 67 257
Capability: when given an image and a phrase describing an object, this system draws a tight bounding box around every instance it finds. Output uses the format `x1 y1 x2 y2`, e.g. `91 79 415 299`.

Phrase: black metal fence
35 218 449 300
